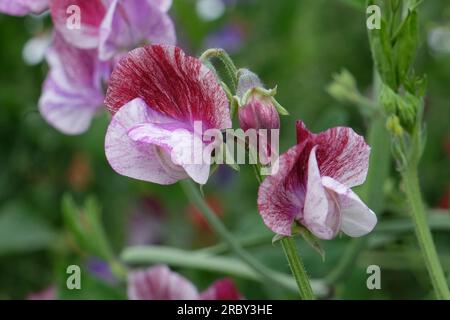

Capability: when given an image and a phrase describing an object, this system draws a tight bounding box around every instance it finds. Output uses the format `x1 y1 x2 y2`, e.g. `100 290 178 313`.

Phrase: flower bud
236 69 263 98
238 94 280 132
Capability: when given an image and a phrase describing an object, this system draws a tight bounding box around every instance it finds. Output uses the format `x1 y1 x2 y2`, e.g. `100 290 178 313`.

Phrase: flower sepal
272 223 325 261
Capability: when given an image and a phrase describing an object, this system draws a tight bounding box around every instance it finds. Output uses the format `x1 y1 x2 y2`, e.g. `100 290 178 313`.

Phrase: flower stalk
280 237 315 300
402 162 450 299
200 48 239 91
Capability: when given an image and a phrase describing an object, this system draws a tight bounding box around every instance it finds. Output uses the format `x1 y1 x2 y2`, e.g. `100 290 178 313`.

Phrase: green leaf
0 203 59 255
393 10 419 84
368 17 397 89
62 195 114 261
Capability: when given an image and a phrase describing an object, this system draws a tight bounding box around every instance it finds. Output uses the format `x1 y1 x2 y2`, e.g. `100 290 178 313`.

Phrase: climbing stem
280 237 315 300
402 166 450 299
200 48 238 90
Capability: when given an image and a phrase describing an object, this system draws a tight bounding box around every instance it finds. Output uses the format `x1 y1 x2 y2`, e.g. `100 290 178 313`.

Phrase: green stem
180 179 308 294
402 167 450 300
280 237 315 300
200 48 238 91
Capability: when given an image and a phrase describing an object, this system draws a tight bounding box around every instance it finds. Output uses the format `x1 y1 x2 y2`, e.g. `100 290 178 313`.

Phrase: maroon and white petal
313 126 370 188
257 144 307 236
200 279 241 300
302 147 341 240
296 121 370 188
322 176 377 237
39 34 104 135
296 120 314 145
105 45 231 130
105 98 190 185
0 0 48 15
128 265 199 300
99 0 176 61
128 123 210 184
50 0 106 49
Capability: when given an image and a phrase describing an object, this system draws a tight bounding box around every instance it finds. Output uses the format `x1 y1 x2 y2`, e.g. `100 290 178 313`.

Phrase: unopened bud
238 94 280 132
236 69 263 98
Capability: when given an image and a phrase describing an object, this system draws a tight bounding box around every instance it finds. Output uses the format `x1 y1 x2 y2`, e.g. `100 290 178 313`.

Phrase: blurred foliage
0 0 449 299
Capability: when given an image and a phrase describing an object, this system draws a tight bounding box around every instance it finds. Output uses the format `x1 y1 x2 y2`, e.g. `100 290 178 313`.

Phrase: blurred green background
0 0 449 299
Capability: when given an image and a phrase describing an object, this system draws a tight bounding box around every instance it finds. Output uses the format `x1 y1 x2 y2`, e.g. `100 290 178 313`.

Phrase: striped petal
105 45 231 131
50 0 106 49
257 143 307 236
296 121 370 188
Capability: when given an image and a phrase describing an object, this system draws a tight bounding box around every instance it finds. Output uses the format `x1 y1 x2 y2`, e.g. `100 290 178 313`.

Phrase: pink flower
50 0 107 49
36 0 176 134
38 33 106 135
257 121 376 240
238 96 280 133
50 0 175 53
104 44 231 185
98 0 176 61
0 0 49 16
26 285 57 300
128 265 241 300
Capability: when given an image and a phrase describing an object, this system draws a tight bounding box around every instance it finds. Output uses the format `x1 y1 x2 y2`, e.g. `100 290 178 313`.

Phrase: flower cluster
2 0 379 300
0 0 176 134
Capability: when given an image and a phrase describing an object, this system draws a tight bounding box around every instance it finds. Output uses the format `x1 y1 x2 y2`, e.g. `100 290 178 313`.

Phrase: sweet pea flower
98 0 176 61
128 265 241 300
0 0 49 16
50 0 107 49
257 121 377 240
38 33 106 135
104 44 231 185
50 0 175 54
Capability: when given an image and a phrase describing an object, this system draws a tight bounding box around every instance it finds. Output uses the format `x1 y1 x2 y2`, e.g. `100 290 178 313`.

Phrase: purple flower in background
0 0 49 16
128 265 241 300
204 24 244 54
99 0 176 61
87 258 117 284
38 33 106 135
1 0 177 135
50 0 107 49
50 0 176 53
